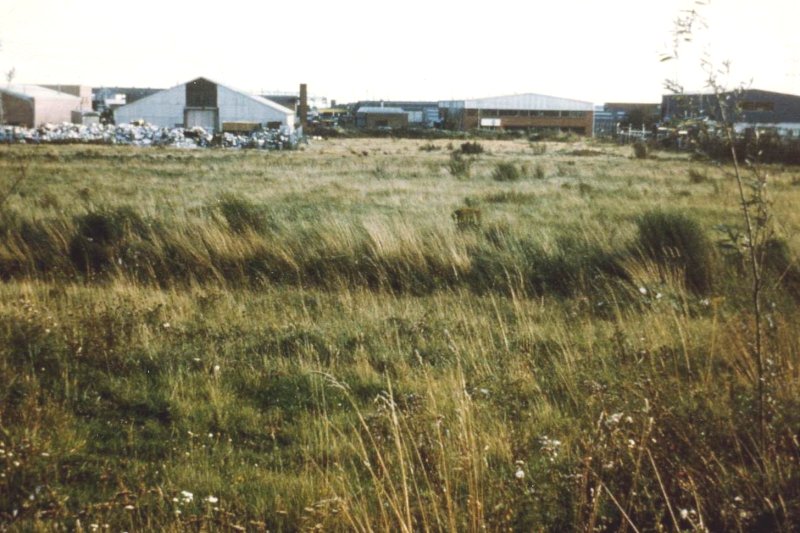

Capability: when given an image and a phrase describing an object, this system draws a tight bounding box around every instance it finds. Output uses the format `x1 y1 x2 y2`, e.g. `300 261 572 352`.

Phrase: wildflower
162 322 171 329
180 490 194 503
639 287 647 295
515 468 525 479
605 412 623 427
205 495 219 504
124 505 135 510
680 509 689 520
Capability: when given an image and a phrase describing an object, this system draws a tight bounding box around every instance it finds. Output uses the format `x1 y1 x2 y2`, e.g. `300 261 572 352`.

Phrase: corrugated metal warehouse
662 89 800 136
440 93 595 135
41 85 93 112
0 85 82 127
114 77 295 133
355 107 409 129
354 101 440 127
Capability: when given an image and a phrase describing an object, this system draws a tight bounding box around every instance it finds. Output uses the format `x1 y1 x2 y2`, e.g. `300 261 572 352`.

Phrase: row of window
465 109 587 118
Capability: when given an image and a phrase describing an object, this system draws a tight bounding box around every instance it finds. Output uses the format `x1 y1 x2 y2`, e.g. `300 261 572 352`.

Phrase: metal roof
113 77 295 116
459 93 594 111
356 107 407 114
0 84 81 101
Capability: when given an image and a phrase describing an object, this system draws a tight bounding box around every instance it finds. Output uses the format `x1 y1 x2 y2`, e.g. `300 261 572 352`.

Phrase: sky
0 0 797 105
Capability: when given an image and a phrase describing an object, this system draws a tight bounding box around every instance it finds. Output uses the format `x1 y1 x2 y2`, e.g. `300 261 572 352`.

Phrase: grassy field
1 138 799 531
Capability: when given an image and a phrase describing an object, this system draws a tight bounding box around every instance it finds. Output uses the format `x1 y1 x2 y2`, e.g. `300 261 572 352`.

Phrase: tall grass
1 140 799 530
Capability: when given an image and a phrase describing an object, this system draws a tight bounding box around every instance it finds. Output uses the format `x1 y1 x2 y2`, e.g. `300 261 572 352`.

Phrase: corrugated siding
217 85 294 133
114 84 186 127
464 93 593 111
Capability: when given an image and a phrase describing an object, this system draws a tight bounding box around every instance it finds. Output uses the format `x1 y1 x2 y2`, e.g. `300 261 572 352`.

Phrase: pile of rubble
0 122 298 150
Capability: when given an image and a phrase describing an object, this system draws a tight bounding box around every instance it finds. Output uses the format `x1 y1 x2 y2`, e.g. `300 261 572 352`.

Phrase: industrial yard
1 137 799 530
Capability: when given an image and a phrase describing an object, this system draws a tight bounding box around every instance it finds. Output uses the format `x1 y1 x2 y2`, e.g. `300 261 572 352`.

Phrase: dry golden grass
1 138 799 530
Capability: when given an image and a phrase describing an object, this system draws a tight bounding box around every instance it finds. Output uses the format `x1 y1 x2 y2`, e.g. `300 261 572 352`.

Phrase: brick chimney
299 83 308 127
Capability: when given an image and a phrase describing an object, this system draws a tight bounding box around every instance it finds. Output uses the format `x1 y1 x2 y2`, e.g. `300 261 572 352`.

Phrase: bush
447 152 471 179
69 206 150 276
492 162 522 182
452 207 482 231
217 193 267 234
533 163 546 180
418 142 440 152
632 141 649 159
635 210 715 293
459 141 484 155
530 142 547 155
688 168 708 183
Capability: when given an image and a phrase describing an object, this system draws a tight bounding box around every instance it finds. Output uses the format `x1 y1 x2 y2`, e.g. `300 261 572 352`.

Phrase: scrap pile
0 122 297 149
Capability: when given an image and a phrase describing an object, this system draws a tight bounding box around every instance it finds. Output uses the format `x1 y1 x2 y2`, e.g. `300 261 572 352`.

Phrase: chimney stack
299 83 308 127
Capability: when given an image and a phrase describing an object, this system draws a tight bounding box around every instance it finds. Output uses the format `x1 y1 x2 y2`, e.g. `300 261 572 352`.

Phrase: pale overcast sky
0 0 797 104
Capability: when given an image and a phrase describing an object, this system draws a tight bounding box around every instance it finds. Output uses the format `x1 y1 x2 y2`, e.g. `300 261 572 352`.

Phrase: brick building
439 93 594 135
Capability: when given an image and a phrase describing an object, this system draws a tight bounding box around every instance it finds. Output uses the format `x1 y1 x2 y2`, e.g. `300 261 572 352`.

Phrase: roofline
458 92 594 106
114 76 295 116
663 88 800 99
0 85 81 101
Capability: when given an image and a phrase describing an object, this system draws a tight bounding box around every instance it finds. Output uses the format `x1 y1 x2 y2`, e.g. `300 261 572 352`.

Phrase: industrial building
0 84 83 127
594 102 661 137
439 93 594 135
355 106 409 129
114 77 295 133
661 89 800 137
354 101 440 128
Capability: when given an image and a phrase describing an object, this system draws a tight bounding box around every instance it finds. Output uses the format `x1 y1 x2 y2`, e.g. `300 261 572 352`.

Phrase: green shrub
534 163 546 180
530 142 547 155
459 141 484 155
447 152 472 179
217 193 267 234
632 141 649 159
636 210 715 293
452 207 482 231
492 162 521 182
688 167 709 183
69 206 150 275
418 142 440 152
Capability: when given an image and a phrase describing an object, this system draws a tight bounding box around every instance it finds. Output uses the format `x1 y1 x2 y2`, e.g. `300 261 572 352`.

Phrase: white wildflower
606 412 623 426
180 490 194 503
205 495 219 504
124 505 135 511
639 287 647 295
680 509 689 520
515 468 525 479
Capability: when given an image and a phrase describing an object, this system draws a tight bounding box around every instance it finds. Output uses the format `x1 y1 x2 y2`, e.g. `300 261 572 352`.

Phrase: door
184 108 218 131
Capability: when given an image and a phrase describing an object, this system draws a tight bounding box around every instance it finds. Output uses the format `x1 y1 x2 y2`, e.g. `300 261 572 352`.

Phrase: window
740 101 774 112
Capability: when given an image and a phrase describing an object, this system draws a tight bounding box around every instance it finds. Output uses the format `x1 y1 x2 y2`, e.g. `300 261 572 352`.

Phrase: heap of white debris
0 122 298 149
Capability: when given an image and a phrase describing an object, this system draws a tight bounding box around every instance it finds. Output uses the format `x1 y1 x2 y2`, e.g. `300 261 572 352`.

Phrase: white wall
32 95 81 125
114 84 186 127
114 81 295 132
218 85 294 133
